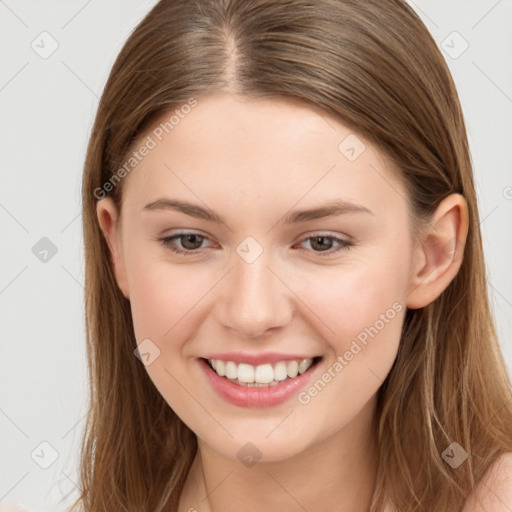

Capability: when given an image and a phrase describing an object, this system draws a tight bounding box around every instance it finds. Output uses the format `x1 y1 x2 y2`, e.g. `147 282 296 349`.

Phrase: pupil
183 234 202 249
313 236 331 251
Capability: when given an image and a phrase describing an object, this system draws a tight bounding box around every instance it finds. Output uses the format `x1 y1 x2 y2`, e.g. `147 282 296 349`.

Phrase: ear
96 197 130 299
406 193 469 309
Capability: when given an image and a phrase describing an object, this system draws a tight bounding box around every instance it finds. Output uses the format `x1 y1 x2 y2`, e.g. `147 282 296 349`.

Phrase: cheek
289 258 406 434
125 246 222 366
128 261 200 343
295 256 406 350
125 255 215 420
122 230 201 335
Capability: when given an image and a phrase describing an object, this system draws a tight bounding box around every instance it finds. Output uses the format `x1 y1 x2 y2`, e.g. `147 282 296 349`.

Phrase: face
97 92 417 463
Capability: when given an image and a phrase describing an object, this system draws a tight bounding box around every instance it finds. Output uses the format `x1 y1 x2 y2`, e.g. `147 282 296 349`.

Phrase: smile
207 357 316 386
198 356 323 408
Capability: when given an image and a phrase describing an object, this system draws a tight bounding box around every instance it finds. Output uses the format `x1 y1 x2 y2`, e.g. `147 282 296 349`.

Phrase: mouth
197 354 324 407
202 356 323 387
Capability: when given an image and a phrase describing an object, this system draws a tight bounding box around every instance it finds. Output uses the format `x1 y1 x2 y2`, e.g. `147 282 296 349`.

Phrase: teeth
255 363 274 384
215 360 225 376
207 357 315 385
287 360 299 378
298 359 311 375
238 363 255 383
225 361 238 379
273 361 288 381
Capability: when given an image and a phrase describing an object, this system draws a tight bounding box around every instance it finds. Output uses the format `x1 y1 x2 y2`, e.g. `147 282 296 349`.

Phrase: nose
215 249 294 339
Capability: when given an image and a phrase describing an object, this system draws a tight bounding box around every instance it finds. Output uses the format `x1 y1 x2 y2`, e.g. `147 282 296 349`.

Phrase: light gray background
1 1 511 510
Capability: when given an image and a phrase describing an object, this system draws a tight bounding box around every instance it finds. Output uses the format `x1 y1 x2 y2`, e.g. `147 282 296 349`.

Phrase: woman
74 0 512 510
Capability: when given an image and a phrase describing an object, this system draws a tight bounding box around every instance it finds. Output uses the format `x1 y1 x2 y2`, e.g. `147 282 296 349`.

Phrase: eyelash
157 232 353 257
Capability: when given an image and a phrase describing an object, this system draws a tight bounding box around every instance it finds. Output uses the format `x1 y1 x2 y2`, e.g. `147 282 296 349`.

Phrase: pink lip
198 357 321 408
202 351 318 366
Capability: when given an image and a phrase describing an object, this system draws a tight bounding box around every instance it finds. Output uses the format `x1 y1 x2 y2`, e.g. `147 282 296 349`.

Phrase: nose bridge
217 241 292 338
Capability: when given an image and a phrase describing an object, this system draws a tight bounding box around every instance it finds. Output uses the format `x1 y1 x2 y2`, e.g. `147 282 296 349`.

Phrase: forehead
120 93 406 218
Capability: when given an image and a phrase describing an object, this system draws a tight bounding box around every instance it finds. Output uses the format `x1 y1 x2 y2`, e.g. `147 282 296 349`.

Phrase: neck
177 395 379 512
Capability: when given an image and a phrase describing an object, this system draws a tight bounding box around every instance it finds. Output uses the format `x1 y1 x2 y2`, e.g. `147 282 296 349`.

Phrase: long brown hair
73 0 512 510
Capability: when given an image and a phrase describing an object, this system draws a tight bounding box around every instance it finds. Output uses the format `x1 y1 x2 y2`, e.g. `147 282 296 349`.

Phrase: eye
157 232 353 257
296 234 352 256
158 232 213 255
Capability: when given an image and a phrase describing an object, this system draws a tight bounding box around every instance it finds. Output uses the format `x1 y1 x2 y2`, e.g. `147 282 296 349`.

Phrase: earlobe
406 193 469 310
96 197 130 299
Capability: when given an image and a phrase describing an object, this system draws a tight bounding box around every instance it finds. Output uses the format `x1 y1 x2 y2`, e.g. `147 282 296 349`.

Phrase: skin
97 92 471 511
462 453 512 511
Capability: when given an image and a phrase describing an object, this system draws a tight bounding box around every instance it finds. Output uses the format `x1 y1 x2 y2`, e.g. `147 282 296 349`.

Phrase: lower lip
198 357 321 408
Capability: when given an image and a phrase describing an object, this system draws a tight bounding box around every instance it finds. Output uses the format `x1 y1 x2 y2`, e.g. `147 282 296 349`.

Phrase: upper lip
201 352 320 366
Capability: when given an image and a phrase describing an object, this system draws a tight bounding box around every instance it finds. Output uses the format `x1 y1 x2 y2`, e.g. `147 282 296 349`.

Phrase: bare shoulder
462 452 512 511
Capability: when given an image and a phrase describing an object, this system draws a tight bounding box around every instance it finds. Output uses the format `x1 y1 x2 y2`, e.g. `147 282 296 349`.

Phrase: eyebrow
142 198 374 224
